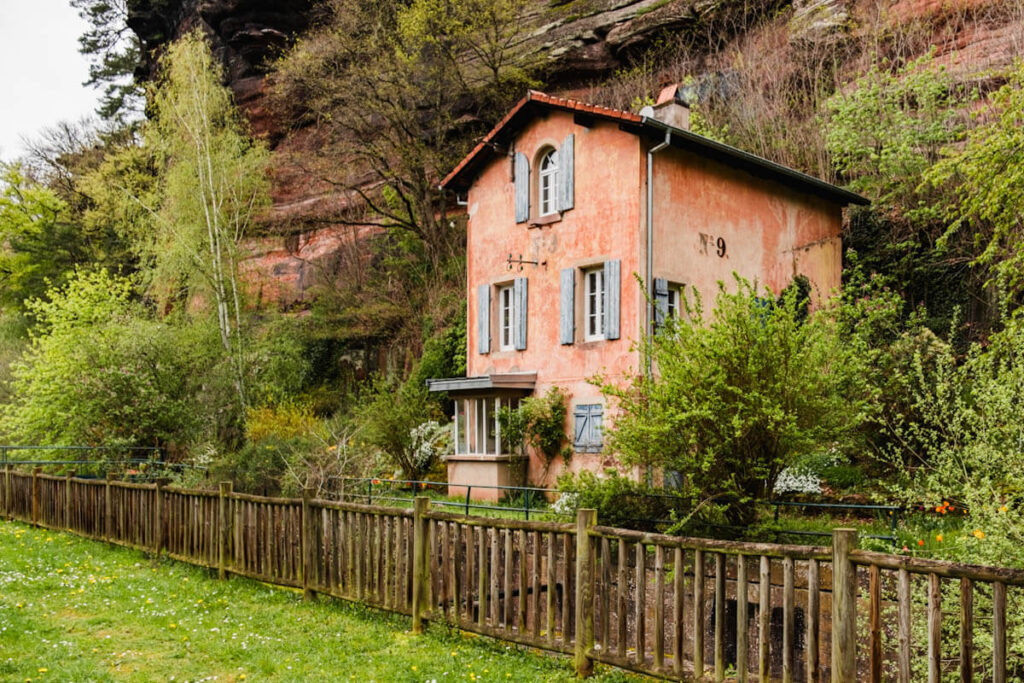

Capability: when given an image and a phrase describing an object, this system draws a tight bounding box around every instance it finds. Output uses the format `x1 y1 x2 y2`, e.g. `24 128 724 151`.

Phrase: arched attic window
538 148 559 217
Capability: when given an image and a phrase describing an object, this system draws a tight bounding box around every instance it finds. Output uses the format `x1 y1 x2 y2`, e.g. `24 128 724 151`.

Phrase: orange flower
973 529 985 539
936 534 943 542
917 539 925 546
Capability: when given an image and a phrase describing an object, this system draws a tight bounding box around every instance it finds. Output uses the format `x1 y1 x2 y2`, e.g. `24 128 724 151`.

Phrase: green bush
556 470 686 532
600 276 874 526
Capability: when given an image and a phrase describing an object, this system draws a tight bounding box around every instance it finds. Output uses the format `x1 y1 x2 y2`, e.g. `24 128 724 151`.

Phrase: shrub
497 387 571 478
355 374 443 480
600 276 874 526
556 470 686 532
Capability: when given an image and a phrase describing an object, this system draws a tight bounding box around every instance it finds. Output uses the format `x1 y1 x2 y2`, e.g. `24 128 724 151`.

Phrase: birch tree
143 31 270 413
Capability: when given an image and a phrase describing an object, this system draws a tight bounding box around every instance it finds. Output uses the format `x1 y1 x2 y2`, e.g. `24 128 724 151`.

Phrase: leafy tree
823 51 973 217
355 374 442 480
600 277 874 525
71 0 144 122
1 269 204 447
926 60 1024 299
139 31 271 413
0 165 92 313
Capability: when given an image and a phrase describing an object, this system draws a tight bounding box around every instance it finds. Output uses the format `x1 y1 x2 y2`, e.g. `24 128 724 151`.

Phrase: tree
140 31 271 414
0 165 91 314
600 277 874 525
1 269 204 447
71 0 144 122
926 60 1024 299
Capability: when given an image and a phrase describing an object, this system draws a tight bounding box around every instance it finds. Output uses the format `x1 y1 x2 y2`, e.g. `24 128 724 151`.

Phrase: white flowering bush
551 492 578 516
409 420 450 475
772 467 822 495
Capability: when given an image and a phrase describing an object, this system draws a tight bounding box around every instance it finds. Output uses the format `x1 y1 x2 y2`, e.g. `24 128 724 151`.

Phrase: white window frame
666 287 680 320
584 267 605 342
498 284 515 351
539 149 559 217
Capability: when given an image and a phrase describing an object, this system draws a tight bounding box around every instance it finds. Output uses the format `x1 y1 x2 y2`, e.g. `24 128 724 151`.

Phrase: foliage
556 470 687 531
885 313 1024 568
70 0 144 121
356 374 443 480
1 270 205 448
497 387 571 472
600 276 874 525
926 59 1024 298
823 51 973 217
140 31 271 414
0 164 100 314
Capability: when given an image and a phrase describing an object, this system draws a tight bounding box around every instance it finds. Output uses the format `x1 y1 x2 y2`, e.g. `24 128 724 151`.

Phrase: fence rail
2 465 1021 681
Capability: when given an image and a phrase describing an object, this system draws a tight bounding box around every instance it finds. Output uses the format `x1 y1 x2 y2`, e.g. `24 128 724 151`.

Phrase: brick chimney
650 84 690 130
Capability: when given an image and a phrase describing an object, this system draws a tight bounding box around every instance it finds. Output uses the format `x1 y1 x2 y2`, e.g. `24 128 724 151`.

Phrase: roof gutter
645 128 671 379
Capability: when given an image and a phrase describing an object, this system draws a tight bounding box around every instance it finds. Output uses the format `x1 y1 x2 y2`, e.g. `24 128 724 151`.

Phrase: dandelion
37 669 47 673
1000 505 1008 513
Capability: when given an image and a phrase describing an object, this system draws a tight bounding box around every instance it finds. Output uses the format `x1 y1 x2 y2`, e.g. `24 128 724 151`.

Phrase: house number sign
699 233 727 258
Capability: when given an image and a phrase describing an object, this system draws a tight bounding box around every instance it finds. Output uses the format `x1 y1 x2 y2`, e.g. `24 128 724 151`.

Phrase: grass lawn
0 520 635 683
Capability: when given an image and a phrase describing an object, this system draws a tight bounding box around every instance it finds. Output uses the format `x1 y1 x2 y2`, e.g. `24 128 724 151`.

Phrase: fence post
104 472 115 541
301 487 316 601
574 508 597 678
831 528 858 682
218 481 232 580
65 470 75 531
153 478 169 557
2 465 9 519
31 466 41 527
411 496 431 634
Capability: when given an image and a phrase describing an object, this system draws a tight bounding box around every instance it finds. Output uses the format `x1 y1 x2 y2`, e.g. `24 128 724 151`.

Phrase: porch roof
426 372 537 395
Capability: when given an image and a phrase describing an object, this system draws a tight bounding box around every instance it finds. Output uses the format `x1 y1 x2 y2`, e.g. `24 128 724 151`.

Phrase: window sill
529 213 562 228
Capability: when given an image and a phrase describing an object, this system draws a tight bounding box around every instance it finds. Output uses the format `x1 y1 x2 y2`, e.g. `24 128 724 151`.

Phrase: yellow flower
1000 505 1008 513
239 676 246 681
169 623 177 629
37 669 47 673
973 529 985 539
936 534 943 542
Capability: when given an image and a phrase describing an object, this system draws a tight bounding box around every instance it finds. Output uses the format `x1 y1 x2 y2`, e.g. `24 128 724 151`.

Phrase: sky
0 0 103 161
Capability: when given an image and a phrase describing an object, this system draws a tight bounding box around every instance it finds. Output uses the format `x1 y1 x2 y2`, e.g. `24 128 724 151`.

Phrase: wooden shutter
573 405 589 451
514 277 528 350
588 404 603 452
560 268 575 345
605 259 621 340
558 133 574 212
654 277 669 330
514 152 530 223
477 284 490 354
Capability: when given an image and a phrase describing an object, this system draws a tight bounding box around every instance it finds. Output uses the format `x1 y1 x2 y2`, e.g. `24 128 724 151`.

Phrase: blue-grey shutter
477 284 490 354
514 152 529 223
513 277 528 350
589 404 603 452
558 133 574 212
560 268 575 345
605 259 620 340
573 405 589 451
654 277 669 330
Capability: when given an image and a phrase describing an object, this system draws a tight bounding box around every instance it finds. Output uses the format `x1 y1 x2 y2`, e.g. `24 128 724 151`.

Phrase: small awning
426 372 537 395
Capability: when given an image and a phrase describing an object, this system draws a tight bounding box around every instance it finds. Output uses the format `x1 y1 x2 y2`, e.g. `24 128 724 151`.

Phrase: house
427 87 867 500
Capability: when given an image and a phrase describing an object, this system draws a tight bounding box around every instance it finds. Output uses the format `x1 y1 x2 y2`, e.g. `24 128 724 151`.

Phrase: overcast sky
0 1 103 161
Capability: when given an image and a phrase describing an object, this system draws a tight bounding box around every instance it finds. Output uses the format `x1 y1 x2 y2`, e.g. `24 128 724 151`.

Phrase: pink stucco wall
460 111 843 489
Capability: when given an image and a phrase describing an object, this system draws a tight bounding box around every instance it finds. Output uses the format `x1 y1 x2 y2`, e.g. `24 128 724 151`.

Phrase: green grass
0 520 636 682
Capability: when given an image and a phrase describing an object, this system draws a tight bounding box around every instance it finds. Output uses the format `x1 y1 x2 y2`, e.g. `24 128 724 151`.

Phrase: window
539 149 559 216
584 267 605 341
666 287 680 319
498 285 514 350
573 404 603 453
453 397 520 456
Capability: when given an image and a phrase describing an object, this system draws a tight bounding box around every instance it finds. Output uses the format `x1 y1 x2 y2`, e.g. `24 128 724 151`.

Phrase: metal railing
767 499 902 544
0 445 205 480
327 477 567 520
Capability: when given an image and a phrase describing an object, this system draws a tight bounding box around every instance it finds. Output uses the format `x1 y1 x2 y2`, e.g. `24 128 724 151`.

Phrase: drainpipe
645 128 671 378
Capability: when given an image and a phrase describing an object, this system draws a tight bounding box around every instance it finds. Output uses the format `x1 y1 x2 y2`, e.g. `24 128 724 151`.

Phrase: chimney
648 84 690 130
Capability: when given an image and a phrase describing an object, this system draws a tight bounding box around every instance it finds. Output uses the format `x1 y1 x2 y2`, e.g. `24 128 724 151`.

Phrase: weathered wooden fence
2 467 1022 682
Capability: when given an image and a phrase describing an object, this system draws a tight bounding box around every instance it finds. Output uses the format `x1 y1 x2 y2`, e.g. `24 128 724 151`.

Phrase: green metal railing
0 445 205 479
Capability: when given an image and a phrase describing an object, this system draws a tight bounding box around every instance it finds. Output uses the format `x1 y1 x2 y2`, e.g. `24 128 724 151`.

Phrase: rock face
126 0 1023 305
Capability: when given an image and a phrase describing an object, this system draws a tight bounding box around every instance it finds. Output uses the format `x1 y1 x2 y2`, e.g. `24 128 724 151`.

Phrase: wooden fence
2 467 1022 682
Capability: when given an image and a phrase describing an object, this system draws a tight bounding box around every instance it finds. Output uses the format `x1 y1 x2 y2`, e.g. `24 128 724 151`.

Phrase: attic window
539 149 559 216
